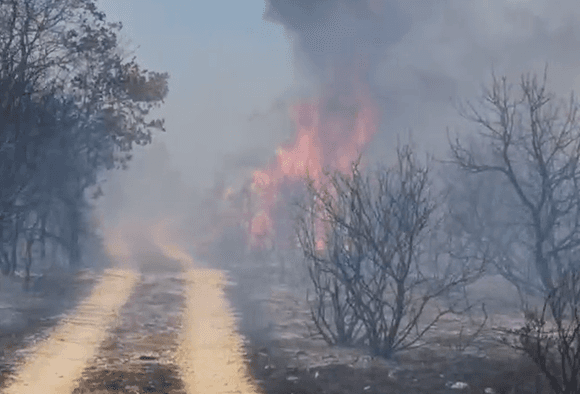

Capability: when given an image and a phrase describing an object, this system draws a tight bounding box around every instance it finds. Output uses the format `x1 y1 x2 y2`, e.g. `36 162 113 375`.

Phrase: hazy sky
98 0 295 190
95 0 580 224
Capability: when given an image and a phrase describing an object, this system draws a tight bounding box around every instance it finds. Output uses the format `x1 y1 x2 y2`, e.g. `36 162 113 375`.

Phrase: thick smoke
259 0 580 160
264 0 410 81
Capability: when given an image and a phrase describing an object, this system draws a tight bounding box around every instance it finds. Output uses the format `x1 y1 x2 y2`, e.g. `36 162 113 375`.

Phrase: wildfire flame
249 74 380 248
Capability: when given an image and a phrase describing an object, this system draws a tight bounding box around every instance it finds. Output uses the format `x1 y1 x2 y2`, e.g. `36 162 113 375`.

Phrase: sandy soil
151 218 260 394
0 268 101 387
1 215 263 394
1 268 138 394
72 267 186 394
176 268 259 394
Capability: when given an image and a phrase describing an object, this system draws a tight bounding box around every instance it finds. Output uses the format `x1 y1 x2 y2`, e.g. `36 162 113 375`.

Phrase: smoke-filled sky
95 0 580 233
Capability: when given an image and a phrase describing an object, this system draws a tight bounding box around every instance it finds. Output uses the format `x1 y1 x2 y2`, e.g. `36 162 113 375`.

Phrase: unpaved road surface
0 220 552 394
0 265 553 394
72 269 187 394
0 235 261 393
2 268 139 394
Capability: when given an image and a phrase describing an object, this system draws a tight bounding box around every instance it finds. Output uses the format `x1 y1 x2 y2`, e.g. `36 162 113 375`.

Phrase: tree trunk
23 237 32 291
10 216 19 275
69 207 80 268
40 211 47 260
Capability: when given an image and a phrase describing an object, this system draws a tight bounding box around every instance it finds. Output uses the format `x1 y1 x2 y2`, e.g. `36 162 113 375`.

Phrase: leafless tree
449 66 580 317
442 163 538 308
296 145 477 359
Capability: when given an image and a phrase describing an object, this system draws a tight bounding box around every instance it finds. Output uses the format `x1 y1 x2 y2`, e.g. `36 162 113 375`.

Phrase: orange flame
249 73 380 249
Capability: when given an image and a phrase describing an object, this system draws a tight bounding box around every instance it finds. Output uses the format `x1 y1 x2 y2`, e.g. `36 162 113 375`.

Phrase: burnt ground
224 265 551 394
242 340 545 394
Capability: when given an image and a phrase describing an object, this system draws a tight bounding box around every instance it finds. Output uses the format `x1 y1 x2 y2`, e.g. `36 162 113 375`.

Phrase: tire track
1 268 139 394
72 270 187 394
114 218 263 394
151 221 261 394
176 268 260 394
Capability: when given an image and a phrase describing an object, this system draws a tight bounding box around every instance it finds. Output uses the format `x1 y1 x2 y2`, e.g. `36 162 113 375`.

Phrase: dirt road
1 268 139 394
0 220 549 394
0 224 261 394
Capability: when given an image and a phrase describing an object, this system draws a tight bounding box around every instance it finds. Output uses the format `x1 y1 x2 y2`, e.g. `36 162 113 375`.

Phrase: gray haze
97 0 580 259
88 0 580 352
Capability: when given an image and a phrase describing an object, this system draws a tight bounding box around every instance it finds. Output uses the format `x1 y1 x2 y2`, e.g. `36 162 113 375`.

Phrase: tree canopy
0 0 168 278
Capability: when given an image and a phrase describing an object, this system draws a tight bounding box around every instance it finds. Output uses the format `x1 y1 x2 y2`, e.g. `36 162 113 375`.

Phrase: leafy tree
0 0 168 279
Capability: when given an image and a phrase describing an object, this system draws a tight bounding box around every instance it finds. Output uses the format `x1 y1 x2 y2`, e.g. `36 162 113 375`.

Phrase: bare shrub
500 270 580 394
295 144 476 359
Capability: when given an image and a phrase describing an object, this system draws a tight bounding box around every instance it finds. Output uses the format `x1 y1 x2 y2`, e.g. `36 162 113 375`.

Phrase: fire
249 74 380 248
250 211 272 240
278 105 323 180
